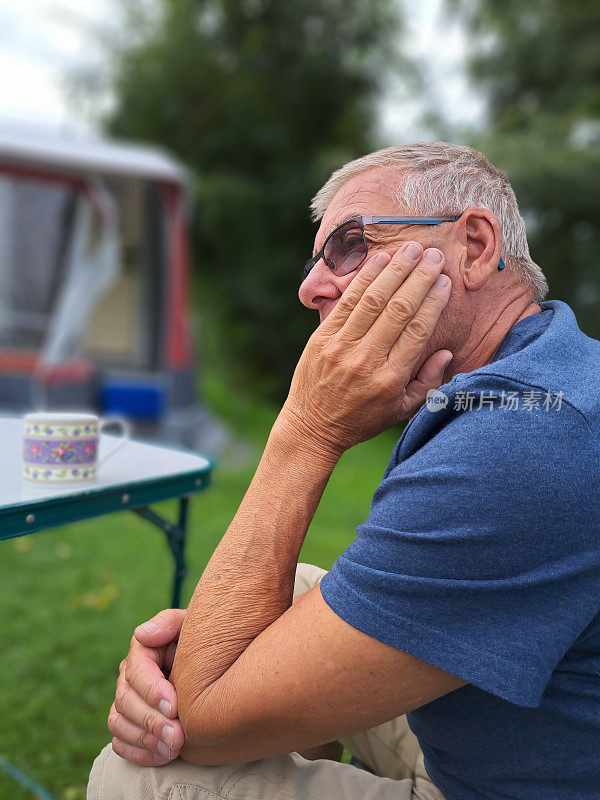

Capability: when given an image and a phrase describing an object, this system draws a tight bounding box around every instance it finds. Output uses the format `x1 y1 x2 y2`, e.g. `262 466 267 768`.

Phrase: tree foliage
447 0 600 337
98 0 403 397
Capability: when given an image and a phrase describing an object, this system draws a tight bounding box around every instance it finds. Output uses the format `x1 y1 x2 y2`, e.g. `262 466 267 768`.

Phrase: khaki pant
88 564 446 800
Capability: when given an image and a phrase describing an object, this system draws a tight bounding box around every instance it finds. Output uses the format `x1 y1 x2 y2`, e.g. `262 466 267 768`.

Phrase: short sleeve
319 388 600 707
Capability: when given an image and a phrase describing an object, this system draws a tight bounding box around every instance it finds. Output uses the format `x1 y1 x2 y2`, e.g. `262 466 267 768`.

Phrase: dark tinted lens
301 259 314 283
324 221 366 275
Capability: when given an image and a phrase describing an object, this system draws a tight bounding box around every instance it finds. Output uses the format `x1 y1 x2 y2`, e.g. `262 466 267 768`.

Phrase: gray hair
311 141 548 302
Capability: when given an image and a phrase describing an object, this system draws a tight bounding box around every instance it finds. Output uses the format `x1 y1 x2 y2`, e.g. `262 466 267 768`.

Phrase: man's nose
298 258 342 310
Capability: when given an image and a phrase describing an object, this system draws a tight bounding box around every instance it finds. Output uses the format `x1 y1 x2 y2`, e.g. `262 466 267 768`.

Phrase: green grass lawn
0 390 402 799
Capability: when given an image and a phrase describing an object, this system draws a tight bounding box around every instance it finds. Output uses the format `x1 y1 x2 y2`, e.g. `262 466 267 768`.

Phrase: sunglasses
301 215 462 285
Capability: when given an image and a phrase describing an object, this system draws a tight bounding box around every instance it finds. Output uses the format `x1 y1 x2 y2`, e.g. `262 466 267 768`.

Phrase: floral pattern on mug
24 422 99 438
23 464 97 483
24 439 97 465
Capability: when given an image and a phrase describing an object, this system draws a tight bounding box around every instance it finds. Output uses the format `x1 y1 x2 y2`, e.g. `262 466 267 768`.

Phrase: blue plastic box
99 374 168 421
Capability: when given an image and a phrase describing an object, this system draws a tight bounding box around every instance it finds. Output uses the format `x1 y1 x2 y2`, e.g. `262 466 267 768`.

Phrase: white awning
0 125 187 184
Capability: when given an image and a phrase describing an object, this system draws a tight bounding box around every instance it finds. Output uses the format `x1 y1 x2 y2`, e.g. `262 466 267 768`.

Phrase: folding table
0 415 213 607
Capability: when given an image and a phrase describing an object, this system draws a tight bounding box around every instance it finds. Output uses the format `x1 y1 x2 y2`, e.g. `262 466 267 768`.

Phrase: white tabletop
0 416 212 511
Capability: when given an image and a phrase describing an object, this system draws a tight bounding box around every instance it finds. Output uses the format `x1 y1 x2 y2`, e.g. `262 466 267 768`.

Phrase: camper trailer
0 127 214 451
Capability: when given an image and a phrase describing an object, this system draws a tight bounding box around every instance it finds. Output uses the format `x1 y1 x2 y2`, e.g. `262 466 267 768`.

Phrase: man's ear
455 207 502 292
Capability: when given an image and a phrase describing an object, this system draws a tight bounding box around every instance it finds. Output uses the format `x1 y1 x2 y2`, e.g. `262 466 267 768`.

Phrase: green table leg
133 497 189 607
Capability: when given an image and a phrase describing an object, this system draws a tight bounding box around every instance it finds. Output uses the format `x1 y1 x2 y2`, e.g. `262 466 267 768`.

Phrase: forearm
170 413 340 747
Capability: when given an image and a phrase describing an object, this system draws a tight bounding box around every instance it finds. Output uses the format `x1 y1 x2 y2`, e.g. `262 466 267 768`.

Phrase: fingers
401 348 454 418
111 735 174 767
122 642 179 718
388 272 452 372
108 703 162 759
164 641 178 673
339 242 440 342
109 699 184 764
318 251 392 334
134 608 187 647
355 246 445 348
112 674 185 755
108 611 187 768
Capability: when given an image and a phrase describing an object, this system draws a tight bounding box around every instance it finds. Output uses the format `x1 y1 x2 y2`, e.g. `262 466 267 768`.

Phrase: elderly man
88 142 600 800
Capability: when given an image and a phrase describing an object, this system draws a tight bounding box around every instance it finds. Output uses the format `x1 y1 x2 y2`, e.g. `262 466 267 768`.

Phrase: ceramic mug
22 412 130 485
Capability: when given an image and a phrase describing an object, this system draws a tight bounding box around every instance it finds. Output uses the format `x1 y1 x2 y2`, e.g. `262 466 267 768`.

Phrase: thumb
402 349 453 418
134 608 187 646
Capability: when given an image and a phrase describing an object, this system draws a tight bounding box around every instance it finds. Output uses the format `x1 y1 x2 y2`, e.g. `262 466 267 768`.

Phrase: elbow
171 657 254 762
175 677 236 752
178 694 224 748
171 655 221 747
176 683 270 766
177 693 250 766
177 687 285 766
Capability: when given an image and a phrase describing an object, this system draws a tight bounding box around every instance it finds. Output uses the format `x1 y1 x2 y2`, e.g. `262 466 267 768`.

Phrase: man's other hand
108 609 187 766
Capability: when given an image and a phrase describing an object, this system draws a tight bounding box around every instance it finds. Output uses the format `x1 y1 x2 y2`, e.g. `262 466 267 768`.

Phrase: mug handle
97 417 131 469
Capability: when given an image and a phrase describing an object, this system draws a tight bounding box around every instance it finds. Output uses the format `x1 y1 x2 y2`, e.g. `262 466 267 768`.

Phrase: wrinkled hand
108 609 187 765
280 242 453 457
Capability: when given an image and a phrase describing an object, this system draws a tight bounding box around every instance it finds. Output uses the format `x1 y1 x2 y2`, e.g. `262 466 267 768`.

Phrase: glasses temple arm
361 215 462 225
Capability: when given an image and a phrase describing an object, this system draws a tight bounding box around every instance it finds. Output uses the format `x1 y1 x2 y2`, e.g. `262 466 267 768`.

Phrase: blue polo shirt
320 300 600 800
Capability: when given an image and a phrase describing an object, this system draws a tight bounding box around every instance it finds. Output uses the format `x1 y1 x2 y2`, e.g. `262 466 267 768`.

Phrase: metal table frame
134 498 191 608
